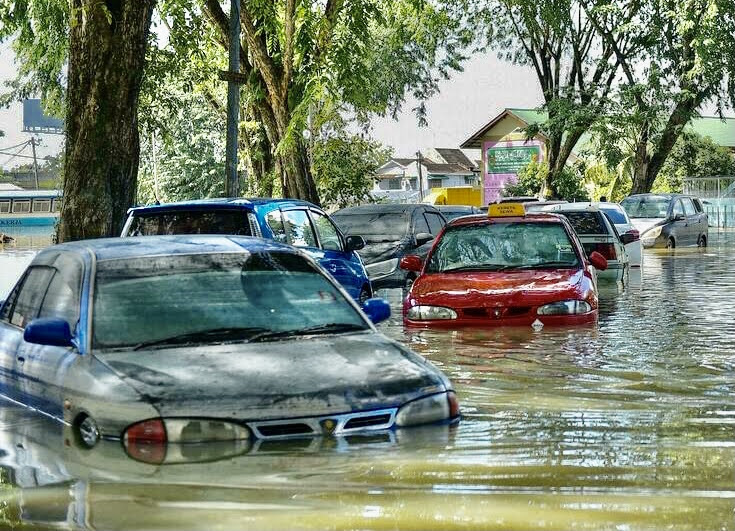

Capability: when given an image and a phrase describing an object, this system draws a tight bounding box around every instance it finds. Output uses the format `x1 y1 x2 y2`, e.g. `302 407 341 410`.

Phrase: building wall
478 114 546 205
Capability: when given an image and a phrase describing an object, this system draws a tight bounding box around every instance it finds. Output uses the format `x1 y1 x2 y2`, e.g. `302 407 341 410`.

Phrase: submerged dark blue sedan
0 236 459 452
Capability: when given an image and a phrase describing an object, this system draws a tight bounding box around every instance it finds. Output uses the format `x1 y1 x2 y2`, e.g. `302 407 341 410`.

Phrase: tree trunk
630 124 650 195
57 0 155 242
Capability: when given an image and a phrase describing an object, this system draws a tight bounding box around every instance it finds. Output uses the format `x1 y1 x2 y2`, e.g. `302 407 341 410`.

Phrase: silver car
541 204 630 282
0 235 459 451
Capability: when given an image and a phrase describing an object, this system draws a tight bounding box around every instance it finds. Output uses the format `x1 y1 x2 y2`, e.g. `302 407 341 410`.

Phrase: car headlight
395 392 460 427
365 258 399 279
537 300 592 315
642 225 662 240
406 305 458 320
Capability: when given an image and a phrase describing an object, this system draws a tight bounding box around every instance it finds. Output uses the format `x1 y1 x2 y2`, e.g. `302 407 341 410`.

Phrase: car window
8 266 55 328
92 252 368 349
621 196 671 218
310 211 343 252
425 212 445 235
672 199 684 218
692 198 704 213
427 222 579 272
414 211 431 234
600 207 628 225
125 210 251 236
265 210 287 243
38 254 83 328
283 209 317 248
557 211 607 235
681 197 697 217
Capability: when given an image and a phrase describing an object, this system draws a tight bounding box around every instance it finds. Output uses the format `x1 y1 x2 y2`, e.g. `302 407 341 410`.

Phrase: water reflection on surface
1 229 734 530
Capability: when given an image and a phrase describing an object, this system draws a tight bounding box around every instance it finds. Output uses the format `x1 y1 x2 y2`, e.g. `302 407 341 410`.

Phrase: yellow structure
422 186 482 207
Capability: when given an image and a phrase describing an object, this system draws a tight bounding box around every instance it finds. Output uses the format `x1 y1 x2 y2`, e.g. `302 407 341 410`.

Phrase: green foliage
503 161 589 201
137 89 226 204
312 135 391 208
0 0 69 114
653 132 735 192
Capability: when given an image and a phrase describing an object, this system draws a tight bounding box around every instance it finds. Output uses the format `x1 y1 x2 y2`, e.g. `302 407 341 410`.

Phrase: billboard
22 99 64 134
482 140 544 205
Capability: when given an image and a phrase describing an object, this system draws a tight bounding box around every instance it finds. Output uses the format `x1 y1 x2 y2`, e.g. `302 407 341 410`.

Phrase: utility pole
224 0 241 197
30 137 40 190
416 151 424 202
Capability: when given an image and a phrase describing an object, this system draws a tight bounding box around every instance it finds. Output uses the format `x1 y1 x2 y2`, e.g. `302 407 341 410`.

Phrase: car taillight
595 243 617 260
448 392 461 418
622 229 640 244
124 418 167 444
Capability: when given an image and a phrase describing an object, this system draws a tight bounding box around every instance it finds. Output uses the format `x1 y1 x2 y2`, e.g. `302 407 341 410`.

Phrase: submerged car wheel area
0 235 460 456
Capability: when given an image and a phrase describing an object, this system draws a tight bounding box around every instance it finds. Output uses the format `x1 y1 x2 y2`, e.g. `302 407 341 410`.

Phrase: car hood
630 218 665 235
410 269 587 308
97 333 448 420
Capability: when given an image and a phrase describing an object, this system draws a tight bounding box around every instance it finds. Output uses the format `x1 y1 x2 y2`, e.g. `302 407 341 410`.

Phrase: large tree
585 0 735 194
56 0 156 240
458 0 629 197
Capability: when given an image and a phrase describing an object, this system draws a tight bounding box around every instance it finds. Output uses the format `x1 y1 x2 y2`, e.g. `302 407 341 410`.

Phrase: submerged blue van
121 198 372 303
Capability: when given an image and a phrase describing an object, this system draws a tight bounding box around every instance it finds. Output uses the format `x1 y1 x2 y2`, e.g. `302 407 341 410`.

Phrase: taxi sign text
488 203 526 217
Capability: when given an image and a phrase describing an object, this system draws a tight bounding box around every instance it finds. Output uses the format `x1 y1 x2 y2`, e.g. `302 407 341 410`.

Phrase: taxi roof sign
488 203 526 217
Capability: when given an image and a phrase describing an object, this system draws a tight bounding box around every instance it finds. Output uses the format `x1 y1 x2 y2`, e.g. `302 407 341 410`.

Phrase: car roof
546 203 605 213
436 205 477 212
623 193 696 200
127 197 317 215
333 203 433 215
447 212 567 227
34 235 298 263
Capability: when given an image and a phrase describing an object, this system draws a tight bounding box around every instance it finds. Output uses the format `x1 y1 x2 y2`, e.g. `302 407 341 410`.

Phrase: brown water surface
0 229 733 530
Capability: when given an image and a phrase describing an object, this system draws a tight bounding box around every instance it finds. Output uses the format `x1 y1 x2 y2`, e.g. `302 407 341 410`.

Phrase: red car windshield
426 222 580 273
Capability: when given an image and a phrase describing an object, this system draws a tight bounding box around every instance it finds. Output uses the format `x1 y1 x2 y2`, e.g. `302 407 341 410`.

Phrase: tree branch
282 0 296 98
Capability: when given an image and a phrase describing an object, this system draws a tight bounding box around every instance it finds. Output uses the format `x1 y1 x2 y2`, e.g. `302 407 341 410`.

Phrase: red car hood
410 269 587 308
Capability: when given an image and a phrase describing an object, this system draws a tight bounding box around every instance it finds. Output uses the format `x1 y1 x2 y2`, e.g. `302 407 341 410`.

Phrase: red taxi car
401 204 608 327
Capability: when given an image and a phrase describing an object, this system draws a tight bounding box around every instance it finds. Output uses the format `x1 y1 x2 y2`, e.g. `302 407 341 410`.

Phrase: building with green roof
461 108 734 204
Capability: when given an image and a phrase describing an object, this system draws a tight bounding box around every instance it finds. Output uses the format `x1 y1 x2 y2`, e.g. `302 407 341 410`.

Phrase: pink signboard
482 139 544 204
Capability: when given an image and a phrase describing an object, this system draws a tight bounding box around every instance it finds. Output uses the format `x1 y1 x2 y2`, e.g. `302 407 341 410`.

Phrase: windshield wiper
441 264 515 273
514 261 578 269
132 327 273 350
248 323 368 343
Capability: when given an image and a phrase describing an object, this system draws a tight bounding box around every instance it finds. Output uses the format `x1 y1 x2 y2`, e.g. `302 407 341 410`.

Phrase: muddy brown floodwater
0 229 733 530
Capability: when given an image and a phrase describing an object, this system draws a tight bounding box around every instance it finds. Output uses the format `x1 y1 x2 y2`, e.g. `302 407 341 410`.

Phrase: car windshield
92 251 367 349
556 211 607 235
426 222 580 273
332 212 409 240
600 207 628 225
126 209 252 236
620 197 671 219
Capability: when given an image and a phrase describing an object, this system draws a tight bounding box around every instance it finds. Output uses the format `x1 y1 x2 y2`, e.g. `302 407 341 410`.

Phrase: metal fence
682 176 735 228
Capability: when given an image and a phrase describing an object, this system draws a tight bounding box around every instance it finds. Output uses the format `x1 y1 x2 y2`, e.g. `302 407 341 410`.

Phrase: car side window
414 211 431 234
265 210 288 243
682 198 696 217
425 212 445 235
8 266 55 328
672 200 685 218
38 254 83 329
283 209 318 248
310 211 343 252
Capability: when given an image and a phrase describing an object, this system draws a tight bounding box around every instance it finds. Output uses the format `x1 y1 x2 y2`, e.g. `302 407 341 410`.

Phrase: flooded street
0 230 734 530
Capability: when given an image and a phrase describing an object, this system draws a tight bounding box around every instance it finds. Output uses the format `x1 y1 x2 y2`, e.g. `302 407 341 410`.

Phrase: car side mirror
362 298 391 324
399 255 423 272
24 318 74 347
345 235 365 252
415 232 433 246
672 213 686 221
588 251 608 271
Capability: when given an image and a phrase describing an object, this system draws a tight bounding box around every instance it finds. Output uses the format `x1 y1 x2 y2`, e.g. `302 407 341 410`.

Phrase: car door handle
17 356 25 363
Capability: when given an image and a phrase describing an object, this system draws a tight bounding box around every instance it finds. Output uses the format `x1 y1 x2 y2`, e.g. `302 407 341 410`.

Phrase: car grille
461 307 532 319
247 408 397 440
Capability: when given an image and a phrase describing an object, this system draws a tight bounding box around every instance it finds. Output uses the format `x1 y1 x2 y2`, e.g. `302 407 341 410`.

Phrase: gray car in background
331 204 447 290
621 194 708 248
